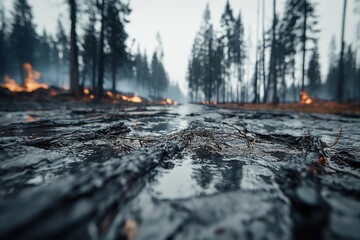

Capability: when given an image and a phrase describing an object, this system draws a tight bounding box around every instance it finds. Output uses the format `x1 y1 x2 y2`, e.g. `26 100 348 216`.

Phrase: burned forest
0 0 360 240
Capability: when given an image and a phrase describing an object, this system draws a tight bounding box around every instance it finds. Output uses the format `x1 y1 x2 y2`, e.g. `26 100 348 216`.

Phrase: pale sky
1 0 359 94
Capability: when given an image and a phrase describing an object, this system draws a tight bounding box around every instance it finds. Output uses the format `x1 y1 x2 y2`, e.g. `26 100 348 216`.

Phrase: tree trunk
292 63 296 102
301 0 307 91
91 36 97 92
69 0 79 97
262 0 267 103
236 81 239 103
253 0 260 104
96 0 105 101
272 0 278 105
112 54 116 94
253 60 258 103
112 65 116 94
338 0 347 101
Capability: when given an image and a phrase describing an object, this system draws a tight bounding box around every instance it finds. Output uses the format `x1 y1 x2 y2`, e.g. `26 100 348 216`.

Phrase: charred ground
0 96 359 240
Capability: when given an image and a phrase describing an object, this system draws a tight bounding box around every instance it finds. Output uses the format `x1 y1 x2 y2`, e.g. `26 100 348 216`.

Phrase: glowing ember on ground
300 89 313 104
1 63 48 92
160 98 178 105
26 116 39 122
121 94 142 103
202 101 217 105
106 91 113 97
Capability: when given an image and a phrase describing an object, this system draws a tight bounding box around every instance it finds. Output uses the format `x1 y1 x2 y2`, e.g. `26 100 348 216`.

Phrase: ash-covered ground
0 102 359 240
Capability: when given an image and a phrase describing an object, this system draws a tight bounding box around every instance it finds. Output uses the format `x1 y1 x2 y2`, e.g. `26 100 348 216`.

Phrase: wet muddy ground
0 102 359 240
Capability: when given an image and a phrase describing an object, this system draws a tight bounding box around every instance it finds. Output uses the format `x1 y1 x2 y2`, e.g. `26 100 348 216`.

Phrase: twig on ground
323 128 342 148
268 134 299 151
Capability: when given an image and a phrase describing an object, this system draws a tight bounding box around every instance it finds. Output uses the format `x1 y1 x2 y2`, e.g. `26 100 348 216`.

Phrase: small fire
106 91 114 97
2 75 21 92
300 89 313 104
202 101 216 105
160 98 177 105
121 94 142 103
26 115 39 122
1 63 48 92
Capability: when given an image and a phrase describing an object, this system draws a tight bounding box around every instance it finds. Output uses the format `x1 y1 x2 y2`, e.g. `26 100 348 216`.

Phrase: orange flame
2 75 22 92
83 88 90 95
61 85 70 90
121 94 142 103
26 115 39 122
106 91 113 97
160 98 177 105
1 63 48 92
300 89 313 104
201 101 216 105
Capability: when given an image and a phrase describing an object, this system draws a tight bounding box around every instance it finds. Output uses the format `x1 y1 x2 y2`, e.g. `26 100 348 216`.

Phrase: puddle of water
149 155 219 199
149 154 247 200
27 175 43 185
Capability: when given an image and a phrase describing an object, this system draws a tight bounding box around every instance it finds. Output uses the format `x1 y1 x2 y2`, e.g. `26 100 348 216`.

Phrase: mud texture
0 102 359 240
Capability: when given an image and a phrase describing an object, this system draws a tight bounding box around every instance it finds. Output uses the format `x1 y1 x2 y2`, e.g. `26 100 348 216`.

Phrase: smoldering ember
0 0 360 240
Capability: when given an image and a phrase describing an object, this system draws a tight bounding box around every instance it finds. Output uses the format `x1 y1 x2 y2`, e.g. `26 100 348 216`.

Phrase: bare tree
95 0 105 100
69 0 80 97
271 0 278 105
338 0 347 101
262 0 267 103
300 0 307 91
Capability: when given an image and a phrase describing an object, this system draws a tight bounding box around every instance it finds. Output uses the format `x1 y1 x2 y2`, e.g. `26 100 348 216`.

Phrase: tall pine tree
307 44 321 96
9 0 37 84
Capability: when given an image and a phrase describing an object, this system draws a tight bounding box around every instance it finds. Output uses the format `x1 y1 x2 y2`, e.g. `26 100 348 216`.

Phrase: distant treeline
187 0 360 103
0 0 171 100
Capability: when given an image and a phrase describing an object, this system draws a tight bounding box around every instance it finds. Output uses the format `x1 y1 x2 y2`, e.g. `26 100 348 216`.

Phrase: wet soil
0 101 359 240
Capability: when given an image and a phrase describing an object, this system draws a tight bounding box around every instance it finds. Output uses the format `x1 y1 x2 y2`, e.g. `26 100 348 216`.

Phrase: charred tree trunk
69 0 80 97
292 62 297 102
301 0 307 91
236 81 239 103
262 0 267 103
91 34 97 92
111 56 117 94
253 60 258 103
272 0 278 105
338 0 347 101
96 0 105 101
253 0 260 104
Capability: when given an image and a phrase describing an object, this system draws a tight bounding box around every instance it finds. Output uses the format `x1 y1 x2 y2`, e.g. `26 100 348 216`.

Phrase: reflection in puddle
149 154 246 200
27 175 43 185
150 155 219 199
